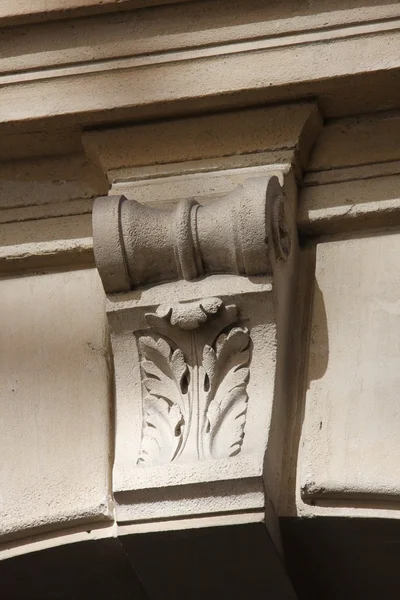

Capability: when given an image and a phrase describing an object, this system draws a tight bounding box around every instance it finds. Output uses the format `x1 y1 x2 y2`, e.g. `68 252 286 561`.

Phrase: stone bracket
92 171 298 529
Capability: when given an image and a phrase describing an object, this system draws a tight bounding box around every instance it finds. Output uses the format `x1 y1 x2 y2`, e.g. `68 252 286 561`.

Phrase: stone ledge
0 0 192 26
1 6 400 128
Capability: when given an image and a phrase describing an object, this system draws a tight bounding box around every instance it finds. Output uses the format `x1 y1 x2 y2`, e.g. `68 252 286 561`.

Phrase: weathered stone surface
0 0 191 25
296 234 400 516
299 112 400 234
2 4 400 593
83 103 321 175
0 269 112 542
92 172 298 540
93 176 288 292
1 1 400 127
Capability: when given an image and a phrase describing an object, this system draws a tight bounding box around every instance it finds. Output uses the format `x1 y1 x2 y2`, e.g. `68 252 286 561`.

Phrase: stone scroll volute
92 176 291 293
92 173 298 524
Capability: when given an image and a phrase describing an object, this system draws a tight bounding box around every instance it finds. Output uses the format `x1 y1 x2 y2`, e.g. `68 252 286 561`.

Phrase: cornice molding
299 111 400 234
1 2 400 128
4 6 400 79
0 0 192 26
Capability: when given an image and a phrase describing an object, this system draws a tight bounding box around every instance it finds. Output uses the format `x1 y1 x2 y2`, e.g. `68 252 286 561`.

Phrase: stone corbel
92 172 298 536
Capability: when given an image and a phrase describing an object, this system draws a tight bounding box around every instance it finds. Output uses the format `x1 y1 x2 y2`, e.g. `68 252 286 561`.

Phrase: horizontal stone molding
1 11 400 128
301 480 400 508
0 238 94 275
299 175 400 235
4 171 400 274
3 108 400 272
115 477 265 524
299 112 400 234
3 8 400 80
0 0 192 26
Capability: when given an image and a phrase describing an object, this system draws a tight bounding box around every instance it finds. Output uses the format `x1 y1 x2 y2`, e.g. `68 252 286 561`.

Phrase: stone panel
299 233 400 508
0 268 112 541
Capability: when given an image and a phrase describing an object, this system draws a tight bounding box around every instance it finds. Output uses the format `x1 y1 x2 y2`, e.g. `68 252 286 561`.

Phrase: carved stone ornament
137 298 251 465
92 176 291 293
93 174 297 523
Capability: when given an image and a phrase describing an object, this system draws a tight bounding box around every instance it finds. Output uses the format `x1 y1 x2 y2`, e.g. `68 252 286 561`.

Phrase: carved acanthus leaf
137 298 251 464
203 327 250 458
137 334 189 465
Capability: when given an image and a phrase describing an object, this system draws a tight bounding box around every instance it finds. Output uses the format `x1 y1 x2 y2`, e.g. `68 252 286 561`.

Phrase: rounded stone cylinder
93 175 289 293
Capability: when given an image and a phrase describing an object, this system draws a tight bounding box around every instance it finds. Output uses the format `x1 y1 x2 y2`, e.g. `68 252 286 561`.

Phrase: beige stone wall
1 0 400 563
0 269 112 543
300 234 400 509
